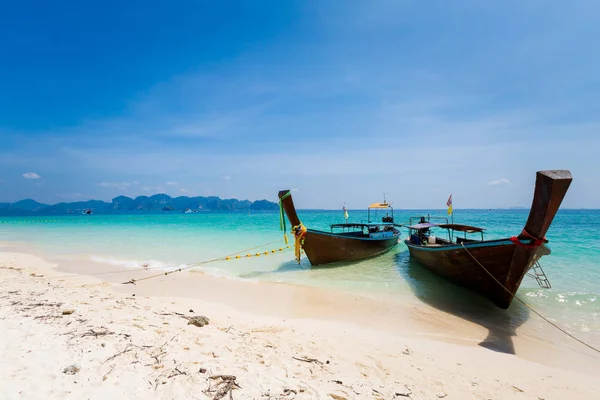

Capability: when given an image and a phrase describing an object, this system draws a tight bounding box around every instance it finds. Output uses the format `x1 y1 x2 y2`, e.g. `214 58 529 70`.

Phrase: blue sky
1 0 598 208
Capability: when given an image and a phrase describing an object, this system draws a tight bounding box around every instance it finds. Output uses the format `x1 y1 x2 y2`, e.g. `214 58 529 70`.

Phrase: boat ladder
526 261 552 289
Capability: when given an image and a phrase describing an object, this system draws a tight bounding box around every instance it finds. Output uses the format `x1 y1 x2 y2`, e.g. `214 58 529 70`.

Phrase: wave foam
90 255 185 271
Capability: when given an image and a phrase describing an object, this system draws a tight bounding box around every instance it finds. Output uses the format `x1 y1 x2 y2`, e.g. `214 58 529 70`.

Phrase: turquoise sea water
1 209 598 345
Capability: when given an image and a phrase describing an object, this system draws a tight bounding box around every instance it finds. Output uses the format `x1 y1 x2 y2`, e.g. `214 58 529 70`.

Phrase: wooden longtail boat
278 190 401 266
404 170 572 309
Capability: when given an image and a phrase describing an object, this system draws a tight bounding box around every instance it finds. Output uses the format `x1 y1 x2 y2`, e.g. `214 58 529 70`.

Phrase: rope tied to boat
278 191 292 246
460 243 600 355
292 223 307 264
510 229 547 248
120 239 281 285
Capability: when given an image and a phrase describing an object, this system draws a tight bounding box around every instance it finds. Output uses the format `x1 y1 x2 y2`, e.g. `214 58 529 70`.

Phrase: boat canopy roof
331 222 396 229
368 202 391 209
405 222 437 230
406 223 485 233
439 223 485 233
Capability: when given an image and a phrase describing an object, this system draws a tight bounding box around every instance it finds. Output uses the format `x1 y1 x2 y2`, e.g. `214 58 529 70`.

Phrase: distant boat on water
183 208 197 214
82 209 93 215
403 170 572 309
278 190 401 266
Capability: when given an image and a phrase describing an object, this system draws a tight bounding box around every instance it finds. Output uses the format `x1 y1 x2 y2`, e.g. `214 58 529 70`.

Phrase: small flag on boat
343 205 349 220
446 194 453 215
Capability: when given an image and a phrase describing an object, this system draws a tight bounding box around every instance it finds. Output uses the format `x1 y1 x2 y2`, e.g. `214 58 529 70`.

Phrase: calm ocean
1 209 598 345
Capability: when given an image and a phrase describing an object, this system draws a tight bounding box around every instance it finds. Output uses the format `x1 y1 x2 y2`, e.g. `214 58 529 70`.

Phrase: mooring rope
44 240 285 280
460 243 600 354
121 239 282 285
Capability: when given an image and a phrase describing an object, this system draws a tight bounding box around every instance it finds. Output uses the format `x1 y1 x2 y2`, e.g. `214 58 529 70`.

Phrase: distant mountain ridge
0 194 279 215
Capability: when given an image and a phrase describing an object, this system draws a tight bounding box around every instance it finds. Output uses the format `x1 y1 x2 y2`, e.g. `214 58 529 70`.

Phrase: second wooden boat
278 190 401 266
404 170 572 309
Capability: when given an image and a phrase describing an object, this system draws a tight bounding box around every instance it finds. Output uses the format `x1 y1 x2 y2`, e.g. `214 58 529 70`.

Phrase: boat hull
277 189 400 266
405 170 572 309
405 239 536 309
304 229 399 265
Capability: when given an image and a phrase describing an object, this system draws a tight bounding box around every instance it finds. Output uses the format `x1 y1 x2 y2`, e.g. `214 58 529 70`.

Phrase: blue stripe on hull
404 239 518 252
308 229 400 242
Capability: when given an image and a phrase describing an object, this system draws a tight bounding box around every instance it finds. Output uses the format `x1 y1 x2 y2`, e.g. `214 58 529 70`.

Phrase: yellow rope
48 240 289 283
460 243 600 354
292 223 307 264
122 240 282 285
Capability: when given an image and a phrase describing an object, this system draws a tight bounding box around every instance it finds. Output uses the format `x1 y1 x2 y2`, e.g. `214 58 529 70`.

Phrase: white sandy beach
1 251 598 400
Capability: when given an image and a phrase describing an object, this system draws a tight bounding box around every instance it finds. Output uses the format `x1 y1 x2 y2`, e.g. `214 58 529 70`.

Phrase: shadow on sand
239 257 364 280
394 251 531 355
240 250 532 354
239 259 309 279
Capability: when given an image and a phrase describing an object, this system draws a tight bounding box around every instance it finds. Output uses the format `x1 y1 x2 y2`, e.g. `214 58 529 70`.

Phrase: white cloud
23 172 41 179
98 182 131 190
141 186 165 193
223 176 231 180
56 193 88 199
180 188 191 193
166 181 178 185
487 178 510 186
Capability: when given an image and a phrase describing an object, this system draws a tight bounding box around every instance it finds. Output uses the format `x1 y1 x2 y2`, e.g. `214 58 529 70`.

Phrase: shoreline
4 242 600 363
1 249 599 399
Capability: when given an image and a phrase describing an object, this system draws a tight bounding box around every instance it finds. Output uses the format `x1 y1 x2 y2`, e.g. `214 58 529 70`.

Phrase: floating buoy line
122 240 291 285
224 246 291 260
0 217 166 224
1 217 296 279
40 240 290 284
39 240 292 283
